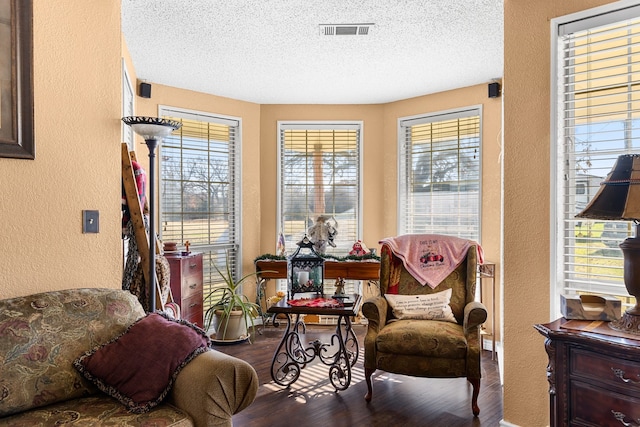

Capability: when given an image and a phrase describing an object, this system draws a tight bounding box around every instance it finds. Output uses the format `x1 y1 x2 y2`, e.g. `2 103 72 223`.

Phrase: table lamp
122 116 181 312
576 154 640 333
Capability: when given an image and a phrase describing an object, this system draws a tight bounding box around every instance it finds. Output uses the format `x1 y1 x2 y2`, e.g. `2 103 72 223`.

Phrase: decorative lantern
288 235 325 298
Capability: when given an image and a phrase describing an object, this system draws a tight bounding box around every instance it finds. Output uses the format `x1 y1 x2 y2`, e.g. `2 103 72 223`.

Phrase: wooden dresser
166 252 204 328
535 318 640 427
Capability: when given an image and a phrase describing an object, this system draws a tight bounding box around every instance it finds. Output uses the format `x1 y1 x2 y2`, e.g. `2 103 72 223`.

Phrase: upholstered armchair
362 236 487 416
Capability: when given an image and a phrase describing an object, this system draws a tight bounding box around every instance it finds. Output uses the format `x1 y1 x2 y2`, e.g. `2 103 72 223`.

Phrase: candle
297 271 309 285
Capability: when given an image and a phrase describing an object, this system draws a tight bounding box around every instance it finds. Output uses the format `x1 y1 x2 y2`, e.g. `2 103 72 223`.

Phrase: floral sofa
0 288 258 426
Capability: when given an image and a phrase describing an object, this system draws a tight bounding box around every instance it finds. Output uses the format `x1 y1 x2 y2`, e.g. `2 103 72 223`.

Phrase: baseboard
499 420 522 427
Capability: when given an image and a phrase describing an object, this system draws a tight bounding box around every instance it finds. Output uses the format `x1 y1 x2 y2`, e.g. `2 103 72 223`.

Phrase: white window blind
159 107 241 306
398 108 481 241
278 122 362 295
554 5 640 313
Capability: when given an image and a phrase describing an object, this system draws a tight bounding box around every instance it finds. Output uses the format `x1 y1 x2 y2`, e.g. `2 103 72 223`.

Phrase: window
121 61 134 150
278 122 362 294
552 4 640 315
159 106 241 307
398 108 481 241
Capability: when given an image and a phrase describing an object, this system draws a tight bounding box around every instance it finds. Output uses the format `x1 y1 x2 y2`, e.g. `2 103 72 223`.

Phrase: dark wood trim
0 0 34 159
255 259 380 281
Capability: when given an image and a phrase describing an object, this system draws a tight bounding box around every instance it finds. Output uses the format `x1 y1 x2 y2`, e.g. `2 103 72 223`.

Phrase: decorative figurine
276 232 286 257
349 240 369 256
307 215 338 254
184 240 191 254
334 277 346 297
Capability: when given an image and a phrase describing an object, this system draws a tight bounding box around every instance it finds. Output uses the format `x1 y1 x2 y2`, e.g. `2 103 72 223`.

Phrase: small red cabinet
166 252 203 328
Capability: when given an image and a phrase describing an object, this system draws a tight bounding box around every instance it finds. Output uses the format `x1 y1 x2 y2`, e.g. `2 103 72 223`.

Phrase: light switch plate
83 210 99 233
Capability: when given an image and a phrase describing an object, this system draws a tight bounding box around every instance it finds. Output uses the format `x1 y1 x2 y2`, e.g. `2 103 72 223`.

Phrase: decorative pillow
385 289 457 323
74 312 211 413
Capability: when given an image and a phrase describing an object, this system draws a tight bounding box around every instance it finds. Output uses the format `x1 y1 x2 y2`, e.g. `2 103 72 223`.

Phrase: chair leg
364 367 375 402
468 378 481 416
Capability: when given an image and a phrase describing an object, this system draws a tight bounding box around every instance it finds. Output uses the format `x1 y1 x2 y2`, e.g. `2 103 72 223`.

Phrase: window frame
276 121 363 295
397 106 483 240
121 60 134 150
550 1 640 317
158 105 243 299
277 121 363 253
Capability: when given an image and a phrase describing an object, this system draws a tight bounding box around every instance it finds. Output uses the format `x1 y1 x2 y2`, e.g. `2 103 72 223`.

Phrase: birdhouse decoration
288 235 325 298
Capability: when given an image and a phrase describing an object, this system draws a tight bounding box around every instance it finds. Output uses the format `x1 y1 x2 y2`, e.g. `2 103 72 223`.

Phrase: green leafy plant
204 251 273 341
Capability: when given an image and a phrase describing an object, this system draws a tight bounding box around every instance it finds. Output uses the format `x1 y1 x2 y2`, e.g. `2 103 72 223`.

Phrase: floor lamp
122 116 181 313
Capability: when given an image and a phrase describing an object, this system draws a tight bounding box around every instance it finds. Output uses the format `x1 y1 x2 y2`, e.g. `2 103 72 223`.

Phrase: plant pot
213 309 248 341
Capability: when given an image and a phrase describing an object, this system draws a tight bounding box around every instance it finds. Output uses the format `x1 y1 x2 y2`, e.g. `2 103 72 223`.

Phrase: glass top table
267 293 362 391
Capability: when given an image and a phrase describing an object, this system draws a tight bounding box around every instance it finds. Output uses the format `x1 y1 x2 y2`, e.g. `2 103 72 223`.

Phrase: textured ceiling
122 0 504 104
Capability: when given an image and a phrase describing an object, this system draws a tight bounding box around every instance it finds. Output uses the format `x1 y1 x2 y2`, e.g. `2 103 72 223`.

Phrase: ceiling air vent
319 23 374 36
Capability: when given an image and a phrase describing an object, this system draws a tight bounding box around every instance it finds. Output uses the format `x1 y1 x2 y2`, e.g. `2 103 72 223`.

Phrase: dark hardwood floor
214 322 503 427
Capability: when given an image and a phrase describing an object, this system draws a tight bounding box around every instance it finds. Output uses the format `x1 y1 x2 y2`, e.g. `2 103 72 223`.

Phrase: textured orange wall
0 1 122 299
503 1 616 425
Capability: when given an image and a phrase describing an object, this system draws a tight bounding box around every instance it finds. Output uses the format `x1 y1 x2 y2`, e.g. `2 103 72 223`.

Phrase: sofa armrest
169 349 258 427
463 301 488 333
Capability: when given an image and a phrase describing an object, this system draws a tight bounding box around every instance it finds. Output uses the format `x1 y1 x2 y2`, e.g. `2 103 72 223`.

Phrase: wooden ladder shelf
121 142 167 311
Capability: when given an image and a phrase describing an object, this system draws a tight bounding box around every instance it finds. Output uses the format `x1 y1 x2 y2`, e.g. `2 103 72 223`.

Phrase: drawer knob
189 263 197 269
189 283 197 289
612 410 640 426
189 303 197 308
612 368 640 385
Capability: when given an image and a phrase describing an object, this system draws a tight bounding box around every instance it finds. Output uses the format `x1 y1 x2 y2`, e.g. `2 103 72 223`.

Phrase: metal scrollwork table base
267 294 361 391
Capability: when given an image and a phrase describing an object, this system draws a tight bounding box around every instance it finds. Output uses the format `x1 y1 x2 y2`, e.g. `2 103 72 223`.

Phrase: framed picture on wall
0 0 34 159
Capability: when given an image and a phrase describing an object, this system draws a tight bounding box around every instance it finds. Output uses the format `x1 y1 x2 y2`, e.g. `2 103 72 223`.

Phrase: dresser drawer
180 255 202 279
572 347 640 394
571 379 640 426
181 272 202 300
536 319 640 427
181 291 203 327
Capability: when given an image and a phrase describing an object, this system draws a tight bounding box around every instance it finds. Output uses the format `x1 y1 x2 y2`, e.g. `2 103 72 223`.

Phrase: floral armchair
362 237 487 416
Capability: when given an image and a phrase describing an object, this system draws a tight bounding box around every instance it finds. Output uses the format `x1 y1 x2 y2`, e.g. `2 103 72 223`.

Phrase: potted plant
204 251 271 342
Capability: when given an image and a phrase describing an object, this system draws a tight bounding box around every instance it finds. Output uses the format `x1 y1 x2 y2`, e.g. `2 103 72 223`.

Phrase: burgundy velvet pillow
74 312 210 413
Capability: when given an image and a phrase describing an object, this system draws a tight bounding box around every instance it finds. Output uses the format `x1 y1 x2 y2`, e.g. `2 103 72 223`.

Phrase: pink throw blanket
379 234 484 289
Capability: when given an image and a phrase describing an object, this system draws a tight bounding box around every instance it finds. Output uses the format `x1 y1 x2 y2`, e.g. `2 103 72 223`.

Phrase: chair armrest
463 301 488 333
362 296 389 332
168 349 259 427
362 296 389 370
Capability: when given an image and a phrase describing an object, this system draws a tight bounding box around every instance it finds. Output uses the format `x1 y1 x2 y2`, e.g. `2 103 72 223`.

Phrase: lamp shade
575 154 640 221
121 116 181 140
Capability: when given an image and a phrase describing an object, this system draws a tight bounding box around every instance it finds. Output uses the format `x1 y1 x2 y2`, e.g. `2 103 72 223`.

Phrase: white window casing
159 105 242 308
551 1 640 317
